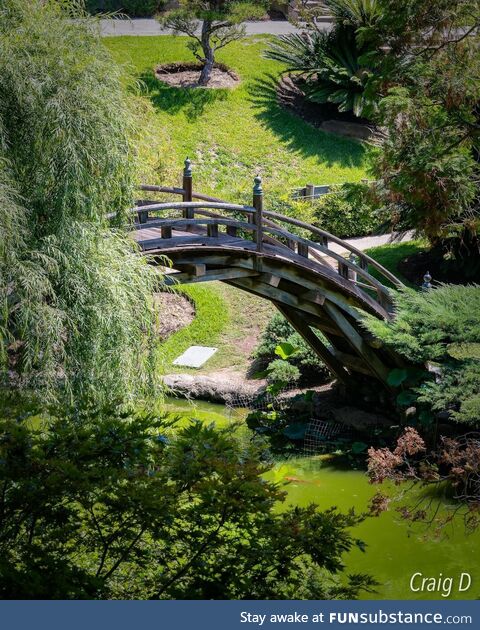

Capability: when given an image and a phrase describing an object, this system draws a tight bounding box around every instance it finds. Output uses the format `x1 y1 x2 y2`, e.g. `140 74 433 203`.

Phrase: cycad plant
265 0 379 118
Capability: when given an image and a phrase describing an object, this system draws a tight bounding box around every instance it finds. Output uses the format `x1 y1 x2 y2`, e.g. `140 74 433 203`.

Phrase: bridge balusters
253 176 263 252
358 256 369 271
298 243 309 258
161 226 172 239
207 224 219 238
338 260 350 280
138 209 149 224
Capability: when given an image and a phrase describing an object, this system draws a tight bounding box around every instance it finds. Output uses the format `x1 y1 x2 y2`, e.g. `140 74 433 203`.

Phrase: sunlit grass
104 35 374 204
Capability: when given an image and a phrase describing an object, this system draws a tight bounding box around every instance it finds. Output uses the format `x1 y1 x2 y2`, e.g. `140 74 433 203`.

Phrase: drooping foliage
0 406 375 599
0 0 160 408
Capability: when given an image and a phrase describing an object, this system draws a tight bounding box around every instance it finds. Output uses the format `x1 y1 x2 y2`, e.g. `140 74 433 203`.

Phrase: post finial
253 175 263 196
184 157 192 177
422 271 432 290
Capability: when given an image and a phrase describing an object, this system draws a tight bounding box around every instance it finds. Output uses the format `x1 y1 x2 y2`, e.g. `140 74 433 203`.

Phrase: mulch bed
155 62 240 89
277 74 380 142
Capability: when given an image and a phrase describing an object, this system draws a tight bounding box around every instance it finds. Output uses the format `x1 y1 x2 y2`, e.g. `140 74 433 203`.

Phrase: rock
162 372 264 404
320 120 376 141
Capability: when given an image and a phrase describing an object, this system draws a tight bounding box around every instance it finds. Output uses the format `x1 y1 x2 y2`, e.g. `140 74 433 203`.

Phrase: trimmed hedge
86 0 166 17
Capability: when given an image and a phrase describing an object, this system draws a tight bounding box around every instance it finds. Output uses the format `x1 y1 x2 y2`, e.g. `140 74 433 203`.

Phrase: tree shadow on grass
248 74 369 169
138 70 229 120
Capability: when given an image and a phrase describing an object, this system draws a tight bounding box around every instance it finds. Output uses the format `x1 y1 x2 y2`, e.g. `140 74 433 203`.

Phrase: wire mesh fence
226 386 353 455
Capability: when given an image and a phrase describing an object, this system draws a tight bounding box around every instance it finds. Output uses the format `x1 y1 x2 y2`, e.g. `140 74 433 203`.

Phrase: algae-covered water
164 398 480 600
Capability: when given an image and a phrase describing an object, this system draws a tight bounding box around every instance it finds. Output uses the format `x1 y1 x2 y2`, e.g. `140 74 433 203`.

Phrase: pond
164 397 480 600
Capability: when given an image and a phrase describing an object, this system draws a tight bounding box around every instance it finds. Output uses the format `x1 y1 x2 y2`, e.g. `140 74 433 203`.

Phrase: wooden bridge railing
126 159 404 314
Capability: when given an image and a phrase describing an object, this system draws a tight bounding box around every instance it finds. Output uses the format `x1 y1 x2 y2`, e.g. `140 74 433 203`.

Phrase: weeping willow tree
0 0 161 408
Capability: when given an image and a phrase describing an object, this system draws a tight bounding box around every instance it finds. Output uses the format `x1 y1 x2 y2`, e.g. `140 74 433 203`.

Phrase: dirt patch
155 62 240 89
154 292 195 340
277 74 379 142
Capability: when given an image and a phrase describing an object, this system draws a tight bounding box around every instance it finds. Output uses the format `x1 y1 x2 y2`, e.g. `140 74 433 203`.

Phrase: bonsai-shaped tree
159 0 268 85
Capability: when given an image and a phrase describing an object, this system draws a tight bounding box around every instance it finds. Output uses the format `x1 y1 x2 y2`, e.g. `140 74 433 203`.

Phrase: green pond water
164 398 480 600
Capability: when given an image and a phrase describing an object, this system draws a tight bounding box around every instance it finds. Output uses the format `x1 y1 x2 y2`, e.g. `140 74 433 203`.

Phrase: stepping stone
172 345 218 368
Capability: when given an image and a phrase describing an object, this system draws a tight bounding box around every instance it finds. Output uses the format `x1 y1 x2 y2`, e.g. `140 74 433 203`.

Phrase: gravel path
327 231 415 257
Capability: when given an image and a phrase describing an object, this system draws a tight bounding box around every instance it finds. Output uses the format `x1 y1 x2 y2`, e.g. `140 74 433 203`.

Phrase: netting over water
226 386 351 455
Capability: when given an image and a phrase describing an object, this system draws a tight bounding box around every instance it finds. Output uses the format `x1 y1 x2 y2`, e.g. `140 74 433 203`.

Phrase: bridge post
182 157 193 220
253 176 263 253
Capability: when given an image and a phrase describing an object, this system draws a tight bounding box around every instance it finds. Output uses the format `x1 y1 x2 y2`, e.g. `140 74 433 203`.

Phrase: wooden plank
301 290 325 306
275 305 350 384
330 349 375 377
165 268 259 285
229 276 328 321
322 301 391 386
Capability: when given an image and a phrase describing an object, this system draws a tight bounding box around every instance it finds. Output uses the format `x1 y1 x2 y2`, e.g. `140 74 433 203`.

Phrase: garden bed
155 62 240 89
277 74 378 142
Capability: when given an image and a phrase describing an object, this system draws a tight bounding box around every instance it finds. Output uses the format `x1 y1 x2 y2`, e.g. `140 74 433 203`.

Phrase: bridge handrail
131 201 400 305
134 201 255 215
263 210 404 289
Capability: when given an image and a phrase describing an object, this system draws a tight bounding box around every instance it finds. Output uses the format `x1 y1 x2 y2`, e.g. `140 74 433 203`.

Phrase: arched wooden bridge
125 160 406 390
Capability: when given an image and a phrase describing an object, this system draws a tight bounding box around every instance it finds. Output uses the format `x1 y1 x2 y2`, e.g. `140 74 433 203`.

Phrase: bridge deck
124 178 407 390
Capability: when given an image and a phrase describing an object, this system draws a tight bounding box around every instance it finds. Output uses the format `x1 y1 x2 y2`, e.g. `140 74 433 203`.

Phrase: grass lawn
365 240 429 288
104 35 374 204
159 283 273 375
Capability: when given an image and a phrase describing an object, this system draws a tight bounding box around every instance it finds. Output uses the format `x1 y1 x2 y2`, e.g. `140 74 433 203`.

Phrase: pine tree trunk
198 20 214 86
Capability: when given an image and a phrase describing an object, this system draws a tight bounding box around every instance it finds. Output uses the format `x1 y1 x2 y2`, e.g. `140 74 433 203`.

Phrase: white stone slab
173 346 218 368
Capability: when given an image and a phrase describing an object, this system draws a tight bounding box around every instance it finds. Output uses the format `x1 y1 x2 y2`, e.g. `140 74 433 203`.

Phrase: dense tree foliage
159 0 268 85
363 0 480 252
0 407 375 599
0 0 160 408
362 285 480 426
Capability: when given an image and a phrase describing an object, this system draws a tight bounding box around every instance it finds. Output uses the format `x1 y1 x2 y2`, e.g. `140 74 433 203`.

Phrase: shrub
313 183 384 239
269 183 383 240
362 285 480 426
266 359 301 385
85 0 166 17
254 313 330 384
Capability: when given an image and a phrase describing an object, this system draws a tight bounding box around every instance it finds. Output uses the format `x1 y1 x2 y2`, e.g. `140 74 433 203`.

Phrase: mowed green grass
104 35 373 203
159 283 273 375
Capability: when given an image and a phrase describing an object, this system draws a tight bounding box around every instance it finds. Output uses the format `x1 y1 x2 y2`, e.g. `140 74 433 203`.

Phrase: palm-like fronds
326 0 381 28
266 28 375 118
